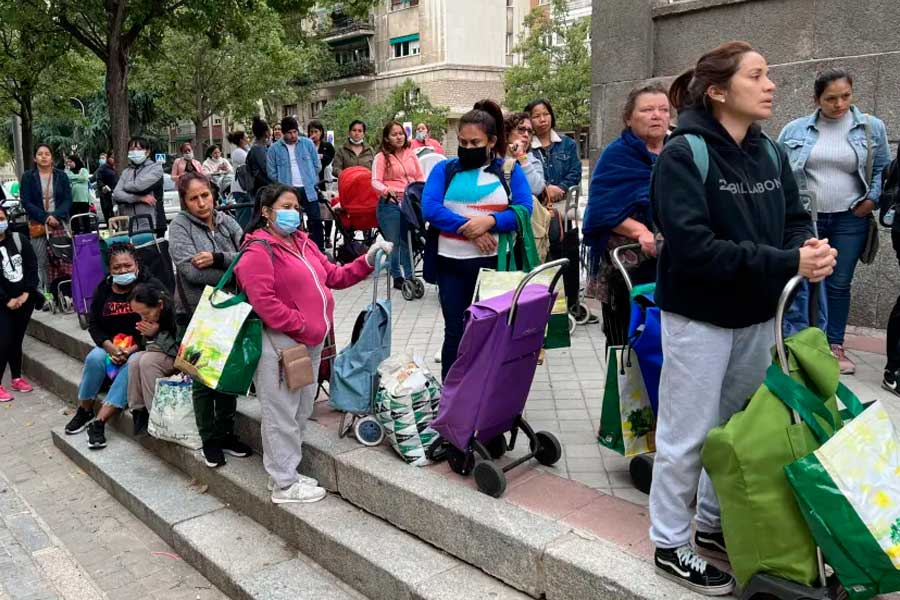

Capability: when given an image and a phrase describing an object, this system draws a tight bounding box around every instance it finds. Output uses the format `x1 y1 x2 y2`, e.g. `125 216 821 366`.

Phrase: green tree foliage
317 79 449 147
504 0 590 132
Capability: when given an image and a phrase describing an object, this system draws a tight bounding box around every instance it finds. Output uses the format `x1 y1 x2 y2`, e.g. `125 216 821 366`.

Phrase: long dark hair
459 99 506 160
379 121 408 156
67 154 84 172
245 185 301 234
129 281 170 308
814 68 853 100
668 41 755 112
252 117 269 140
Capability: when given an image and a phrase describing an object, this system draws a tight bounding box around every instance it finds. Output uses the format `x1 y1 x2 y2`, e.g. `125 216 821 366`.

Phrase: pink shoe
10 378 33 393
0 386 13 402
830 344 856 375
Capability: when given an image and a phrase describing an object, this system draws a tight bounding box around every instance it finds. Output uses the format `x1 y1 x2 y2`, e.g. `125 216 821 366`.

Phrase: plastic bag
148 374 202 450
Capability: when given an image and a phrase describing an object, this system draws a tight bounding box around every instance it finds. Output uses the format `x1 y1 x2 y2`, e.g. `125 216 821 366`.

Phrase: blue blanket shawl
583 129 657 248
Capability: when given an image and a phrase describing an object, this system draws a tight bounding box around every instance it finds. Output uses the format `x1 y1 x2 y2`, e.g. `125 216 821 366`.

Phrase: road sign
155 153 166 163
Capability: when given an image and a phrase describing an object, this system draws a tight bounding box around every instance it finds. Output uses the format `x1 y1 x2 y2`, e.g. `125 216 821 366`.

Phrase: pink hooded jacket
234 228 373 346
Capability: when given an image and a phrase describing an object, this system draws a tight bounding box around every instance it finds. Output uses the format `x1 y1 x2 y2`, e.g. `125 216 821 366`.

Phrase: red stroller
323 167 379 264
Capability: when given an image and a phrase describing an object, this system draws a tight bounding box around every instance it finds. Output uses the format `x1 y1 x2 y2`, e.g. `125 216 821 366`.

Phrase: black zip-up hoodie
651 109 813 329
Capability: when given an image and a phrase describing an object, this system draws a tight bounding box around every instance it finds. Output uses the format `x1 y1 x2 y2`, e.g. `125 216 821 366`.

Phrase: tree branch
57 13 107 60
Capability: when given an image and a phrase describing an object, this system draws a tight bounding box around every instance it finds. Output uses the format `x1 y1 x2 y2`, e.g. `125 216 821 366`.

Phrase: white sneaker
267 474 319 491
271 481 327 504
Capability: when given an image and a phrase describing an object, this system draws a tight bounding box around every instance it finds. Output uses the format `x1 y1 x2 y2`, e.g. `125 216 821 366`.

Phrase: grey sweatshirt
169 210 243 315
113 161 164 225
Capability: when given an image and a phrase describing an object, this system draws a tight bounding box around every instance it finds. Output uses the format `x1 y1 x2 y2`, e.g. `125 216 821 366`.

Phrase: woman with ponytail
647 42 835 595
421 100 533 378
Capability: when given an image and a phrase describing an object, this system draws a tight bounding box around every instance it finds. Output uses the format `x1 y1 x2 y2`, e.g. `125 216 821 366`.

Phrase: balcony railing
324 60 376 81
320 18 375 43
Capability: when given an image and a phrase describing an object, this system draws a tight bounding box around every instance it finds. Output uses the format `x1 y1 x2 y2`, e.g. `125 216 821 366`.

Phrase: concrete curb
27 311 703 600
50 427 364 600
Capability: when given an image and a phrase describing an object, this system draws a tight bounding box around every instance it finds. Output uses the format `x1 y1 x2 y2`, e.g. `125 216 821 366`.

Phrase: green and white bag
174 249 262 395
597 346 655 457
374 352 442 467
148 374 202 450
785 395 900 599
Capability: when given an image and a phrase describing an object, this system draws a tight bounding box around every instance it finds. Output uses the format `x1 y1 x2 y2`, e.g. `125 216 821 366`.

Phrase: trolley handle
563 185 580 230
69 212 98 232
610 243 641 293
128 214 155 238
507 258 569 327
371 249 391 304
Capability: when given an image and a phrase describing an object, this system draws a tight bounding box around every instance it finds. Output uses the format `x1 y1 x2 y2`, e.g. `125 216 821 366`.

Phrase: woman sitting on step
126 282 179 436
64 243 165 449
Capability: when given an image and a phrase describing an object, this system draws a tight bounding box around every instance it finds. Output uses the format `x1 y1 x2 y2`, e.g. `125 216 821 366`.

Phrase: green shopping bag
701 327 844 588
597 346 655 456
785 392 900 600
174 249 262 395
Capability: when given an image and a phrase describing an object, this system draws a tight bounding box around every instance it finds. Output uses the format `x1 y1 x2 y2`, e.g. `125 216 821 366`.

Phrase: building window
391 0 418 10
309 100 327 116
282 104 297 118
390 34 420 58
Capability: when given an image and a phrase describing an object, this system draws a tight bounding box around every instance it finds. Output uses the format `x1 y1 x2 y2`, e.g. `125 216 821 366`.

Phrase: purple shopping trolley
430 259 568 497
70 213 104 330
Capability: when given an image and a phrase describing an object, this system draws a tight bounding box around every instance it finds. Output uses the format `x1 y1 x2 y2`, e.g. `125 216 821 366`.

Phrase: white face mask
128 150 147 165
183 152 194 161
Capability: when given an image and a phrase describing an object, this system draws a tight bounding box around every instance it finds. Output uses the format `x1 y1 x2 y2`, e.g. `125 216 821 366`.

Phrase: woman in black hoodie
646 42 837 595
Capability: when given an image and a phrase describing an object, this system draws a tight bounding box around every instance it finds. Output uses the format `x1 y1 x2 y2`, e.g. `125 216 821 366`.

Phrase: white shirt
286 143 305 188
231 147 248 193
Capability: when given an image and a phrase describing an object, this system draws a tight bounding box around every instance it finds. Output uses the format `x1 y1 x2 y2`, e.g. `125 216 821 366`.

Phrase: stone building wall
591 0 900 329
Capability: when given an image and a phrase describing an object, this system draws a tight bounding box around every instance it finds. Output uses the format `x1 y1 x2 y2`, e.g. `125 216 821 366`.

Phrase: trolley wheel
447 446 475 476
484 434 507 459
354 416 384 447
77 312 89 330
401 280 416 301
568 314 576 335
571 302 591 325
413 278 425 299
629 454 654 495
534 431 562 466
474 460 507 497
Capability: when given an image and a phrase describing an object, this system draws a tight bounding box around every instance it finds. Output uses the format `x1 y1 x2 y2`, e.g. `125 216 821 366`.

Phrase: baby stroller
610 243 662 495
430 259 568 497
70 213 105 330
216 200 255 231
329 167 379 264
329 250 391 446
45 222 74 314
397 182 427 301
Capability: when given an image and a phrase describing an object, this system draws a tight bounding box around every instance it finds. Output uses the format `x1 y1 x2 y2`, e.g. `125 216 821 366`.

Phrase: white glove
366 237 394 266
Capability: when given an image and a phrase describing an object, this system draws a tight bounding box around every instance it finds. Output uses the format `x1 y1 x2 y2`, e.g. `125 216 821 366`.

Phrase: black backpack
879 142 899 227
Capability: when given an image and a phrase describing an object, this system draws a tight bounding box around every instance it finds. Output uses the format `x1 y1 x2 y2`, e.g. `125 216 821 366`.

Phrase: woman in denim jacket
526 99 582 205
778 68 891 374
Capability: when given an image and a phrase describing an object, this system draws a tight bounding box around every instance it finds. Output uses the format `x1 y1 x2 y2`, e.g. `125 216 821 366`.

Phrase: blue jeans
816 210 870 345
783 281 829 338
78 347 130 409
436 255 495 379
376 200 413 279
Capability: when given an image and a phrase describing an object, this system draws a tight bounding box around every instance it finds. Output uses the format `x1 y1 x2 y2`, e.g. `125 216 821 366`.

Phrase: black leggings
886 231 900 371
0 300 35 380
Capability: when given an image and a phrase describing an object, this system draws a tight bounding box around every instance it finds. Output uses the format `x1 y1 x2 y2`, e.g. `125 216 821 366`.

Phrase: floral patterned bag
148 374 202 450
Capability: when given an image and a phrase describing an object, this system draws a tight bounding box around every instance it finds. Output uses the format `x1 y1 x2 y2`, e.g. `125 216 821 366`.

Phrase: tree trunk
107 41 130 174
19 94 34 172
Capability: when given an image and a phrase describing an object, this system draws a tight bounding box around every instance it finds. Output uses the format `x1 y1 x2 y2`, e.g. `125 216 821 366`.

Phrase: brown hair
459 99 507 160
504 111 531 133
176 171 212 210
622 82 670 126
379 121 409 180
668 41 755 111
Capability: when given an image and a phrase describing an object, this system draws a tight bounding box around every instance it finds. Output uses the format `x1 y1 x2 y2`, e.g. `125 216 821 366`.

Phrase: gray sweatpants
255 329 323 490
649 311 775 549
30 236 49 292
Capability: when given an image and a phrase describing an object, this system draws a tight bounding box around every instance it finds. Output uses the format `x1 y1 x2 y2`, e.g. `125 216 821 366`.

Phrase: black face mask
457 146 489 171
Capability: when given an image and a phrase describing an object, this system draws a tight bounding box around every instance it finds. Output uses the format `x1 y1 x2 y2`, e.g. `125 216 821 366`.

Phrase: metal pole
12 115 23 178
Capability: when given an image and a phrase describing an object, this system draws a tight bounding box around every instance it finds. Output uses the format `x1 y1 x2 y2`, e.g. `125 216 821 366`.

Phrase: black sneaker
132 408 149 436
86 421 107 450
221 435 252 458
694 530 728 561
655 545 735 596
202 443 226 468
65 407 94 435
393 277 404 290
883 369 900 398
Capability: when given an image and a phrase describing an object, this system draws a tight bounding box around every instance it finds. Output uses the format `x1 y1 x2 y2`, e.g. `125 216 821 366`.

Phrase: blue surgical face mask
99 158 106 166
112 272 137 286
128 150 147 165
415 131 427 141
273 209 301 235
0 221 8 234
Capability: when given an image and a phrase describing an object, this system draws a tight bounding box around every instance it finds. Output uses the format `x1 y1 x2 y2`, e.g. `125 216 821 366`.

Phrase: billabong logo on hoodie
718 177 782 195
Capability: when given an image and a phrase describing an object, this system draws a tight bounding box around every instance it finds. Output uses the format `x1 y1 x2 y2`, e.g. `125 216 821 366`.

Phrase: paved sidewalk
0 381 228 600
331 275 897 509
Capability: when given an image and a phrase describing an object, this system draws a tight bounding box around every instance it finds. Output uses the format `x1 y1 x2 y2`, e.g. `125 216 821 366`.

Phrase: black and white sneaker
202 443 226 468
65 407 94 435
132 408 149 436
86 421 107 449
220 435 252 458
694 530 729 562
655 545 735 596
883 369 900 399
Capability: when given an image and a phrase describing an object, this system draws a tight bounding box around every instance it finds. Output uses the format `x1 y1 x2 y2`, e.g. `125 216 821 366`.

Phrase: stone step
26 310 703 600
50 426 366 600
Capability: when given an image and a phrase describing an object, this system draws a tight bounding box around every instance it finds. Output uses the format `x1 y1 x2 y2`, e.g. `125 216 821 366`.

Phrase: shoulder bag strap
864 117 874 184
764 364 837 444
684 134 709 184
209 239 273 309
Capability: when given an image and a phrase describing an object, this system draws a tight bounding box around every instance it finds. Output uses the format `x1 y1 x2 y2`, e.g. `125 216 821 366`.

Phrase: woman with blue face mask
64 243 167 449
112 136 166 237
234 185 392 504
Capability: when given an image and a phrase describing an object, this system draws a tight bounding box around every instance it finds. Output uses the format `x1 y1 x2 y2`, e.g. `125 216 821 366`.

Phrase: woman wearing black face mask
422 99 534 378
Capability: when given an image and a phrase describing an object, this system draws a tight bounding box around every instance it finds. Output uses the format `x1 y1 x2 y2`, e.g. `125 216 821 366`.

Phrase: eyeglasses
516 126 534 135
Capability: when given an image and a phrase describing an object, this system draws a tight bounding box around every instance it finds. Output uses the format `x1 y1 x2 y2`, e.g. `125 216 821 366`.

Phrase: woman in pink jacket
171 142 204 185
372 121 424 289
235 185 392 505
